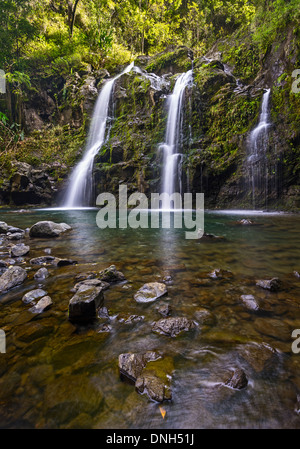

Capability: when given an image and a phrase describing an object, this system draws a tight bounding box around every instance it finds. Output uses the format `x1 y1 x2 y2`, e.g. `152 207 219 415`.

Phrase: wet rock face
34 267 49 281
0 266 27 295
152 317 196 337
134 282 168 303
28 296 53 314
68 285 104 323
29 221 72 238
22 289 48 304
135 373 172 402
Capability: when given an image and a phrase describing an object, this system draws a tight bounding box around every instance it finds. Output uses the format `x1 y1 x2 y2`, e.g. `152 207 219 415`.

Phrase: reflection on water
0 208 299 428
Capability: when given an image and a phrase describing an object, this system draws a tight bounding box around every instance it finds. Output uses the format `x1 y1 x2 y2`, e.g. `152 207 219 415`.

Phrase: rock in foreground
68 285 104 323
29 221 72 238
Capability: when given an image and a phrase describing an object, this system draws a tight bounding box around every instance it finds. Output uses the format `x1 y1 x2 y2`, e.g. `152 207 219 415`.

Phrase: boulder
98 265 126 283
152 317 196 337
22 288 48 304
68 285 104 323
29 221 72 238
7 232 24 241
29 296 53 314
34 267 49 280
0 266 27 294
256 277 281 292
134 282 167 303
10 243 30 257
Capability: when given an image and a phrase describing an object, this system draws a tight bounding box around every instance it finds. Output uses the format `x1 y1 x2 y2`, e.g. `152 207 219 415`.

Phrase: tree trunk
69 0 80 38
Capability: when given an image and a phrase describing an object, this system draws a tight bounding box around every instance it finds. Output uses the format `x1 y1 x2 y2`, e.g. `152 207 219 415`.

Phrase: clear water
0 208 299 429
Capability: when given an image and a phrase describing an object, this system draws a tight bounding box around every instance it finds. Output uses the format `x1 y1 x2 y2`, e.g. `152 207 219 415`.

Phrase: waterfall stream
247 88 271 208
62 62 139 208
160 70 193 209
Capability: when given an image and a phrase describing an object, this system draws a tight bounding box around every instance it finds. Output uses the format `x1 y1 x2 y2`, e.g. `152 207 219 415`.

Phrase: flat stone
29 221 72 238
10 243 30 257
152 317 196 337
0 266 27 294
73 279 110 291
28 296 53 314
22 288 48 304
135 373 171 402
134 282 167 303
68 285 104 323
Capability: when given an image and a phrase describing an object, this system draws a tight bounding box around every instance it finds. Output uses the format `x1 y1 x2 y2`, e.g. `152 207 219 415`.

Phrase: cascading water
247 88 271 208
160 70 193 209
62 62 138 208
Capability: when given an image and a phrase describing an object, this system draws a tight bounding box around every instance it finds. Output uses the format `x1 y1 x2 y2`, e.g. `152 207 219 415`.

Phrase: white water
247 88 271 208
62 62 138 208
160 70 193 209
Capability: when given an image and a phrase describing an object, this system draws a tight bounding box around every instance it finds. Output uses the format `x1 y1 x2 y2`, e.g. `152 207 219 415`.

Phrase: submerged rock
194 308 216 326
29 221 72 238
30 256 77 266
0 266 27 294
98 265 126 283
134 282 167 303
238 342 277 373
118 314 145 324
152 316 196 337
224 368 248 390
208 268 233 280
256 277 281 291
28 295 53 314
68 285 104 323
22 288 48 304
157 304 171 317
10 243 30 257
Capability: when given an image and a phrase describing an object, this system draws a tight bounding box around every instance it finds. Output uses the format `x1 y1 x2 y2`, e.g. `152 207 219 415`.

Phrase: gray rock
29 221 72 238
10 243 30 257
118 314 145 324
68 285 104 323
7 226 25 234
240 294 259 310
98 306 110 319
134 282 167 303
0 266 27 294
0 260 8 268
256 277 281 291
98 265 126 283
73 279 110 292
34 267 49 280
30 256 77 266
28 296 53 314
224 368 248 390
118 351 159 382
22 288 48 304
7 232 24 240
152 317 196 337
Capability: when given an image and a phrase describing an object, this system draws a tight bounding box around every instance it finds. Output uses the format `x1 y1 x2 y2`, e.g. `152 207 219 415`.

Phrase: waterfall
160 70 193 209
62 62 137 208
247 88 271 208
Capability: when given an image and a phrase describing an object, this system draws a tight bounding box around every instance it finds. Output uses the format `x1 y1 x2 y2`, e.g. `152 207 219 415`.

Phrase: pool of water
0 208 299 428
